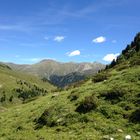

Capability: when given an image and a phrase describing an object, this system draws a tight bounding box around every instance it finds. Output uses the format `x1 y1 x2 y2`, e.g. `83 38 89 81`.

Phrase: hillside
0 33 140 139
49 72 86 88
6 60 105 87
0 63 56 106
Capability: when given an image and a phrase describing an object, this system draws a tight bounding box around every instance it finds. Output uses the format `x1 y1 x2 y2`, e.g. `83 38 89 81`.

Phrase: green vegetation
0 63 56 105
129 109 140 123
0 33 140 139
50 72 86 88
75 95 98 114
92 72 110 83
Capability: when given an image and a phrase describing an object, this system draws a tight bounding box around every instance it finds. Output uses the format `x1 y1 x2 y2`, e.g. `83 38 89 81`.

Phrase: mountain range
6 60 105 87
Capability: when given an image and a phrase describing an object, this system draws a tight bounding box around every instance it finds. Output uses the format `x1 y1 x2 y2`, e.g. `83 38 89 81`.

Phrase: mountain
7 60 105 78
0 33 140 139
49 72 86 88
7 60 105 87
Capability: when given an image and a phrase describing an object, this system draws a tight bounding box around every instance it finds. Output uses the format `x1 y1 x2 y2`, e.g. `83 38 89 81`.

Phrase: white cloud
103 53 120 62
54 36 65 42
92 36 106 43
67 50 81 57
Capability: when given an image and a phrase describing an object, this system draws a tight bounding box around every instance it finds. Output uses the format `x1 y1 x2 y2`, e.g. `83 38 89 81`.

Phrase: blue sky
0 0 139 64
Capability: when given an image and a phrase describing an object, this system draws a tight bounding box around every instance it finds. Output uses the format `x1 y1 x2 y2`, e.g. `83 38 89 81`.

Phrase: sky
0 0 140 64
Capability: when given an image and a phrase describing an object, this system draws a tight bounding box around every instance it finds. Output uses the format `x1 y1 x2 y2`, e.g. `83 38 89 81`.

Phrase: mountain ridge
6 60 105 75
6 60 105 87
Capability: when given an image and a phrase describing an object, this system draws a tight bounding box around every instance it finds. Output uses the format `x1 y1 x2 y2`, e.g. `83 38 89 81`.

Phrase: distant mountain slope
7 60 105 87
0 63 11 70
0 33 140 140
49 72 86 88
0 63 56 105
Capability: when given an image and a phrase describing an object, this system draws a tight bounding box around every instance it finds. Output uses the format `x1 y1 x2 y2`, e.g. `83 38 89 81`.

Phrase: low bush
0 93 6 103
116 64 129 71
129 109 140 123
130 55 140 66
68 92 79 101
35 105 78 129
75 95 98 114
35 106 54 128
99 106 112 119
92 72 109 83
134 99 140 107
100 88 126 104
99 105 124 120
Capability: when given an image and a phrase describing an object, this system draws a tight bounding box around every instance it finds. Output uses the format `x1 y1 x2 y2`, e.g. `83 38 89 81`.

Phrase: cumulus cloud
67 50 81 57
103 53 120 62
92 36 106 43
54 36 65 42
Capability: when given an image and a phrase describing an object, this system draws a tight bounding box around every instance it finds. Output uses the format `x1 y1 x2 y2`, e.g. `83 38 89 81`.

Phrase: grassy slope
0 64 56 106
0 64 139 140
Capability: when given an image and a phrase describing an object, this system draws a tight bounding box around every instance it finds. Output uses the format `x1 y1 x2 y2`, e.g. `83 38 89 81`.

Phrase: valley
0 33 140 139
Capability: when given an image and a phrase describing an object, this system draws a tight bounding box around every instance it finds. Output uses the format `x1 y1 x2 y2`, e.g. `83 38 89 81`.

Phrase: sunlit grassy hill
0 63 56 106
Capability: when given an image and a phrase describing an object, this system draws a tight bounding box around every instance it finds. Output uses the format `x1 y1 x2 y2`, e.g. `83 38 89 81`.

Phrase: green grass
0 65 56 106
0 64 140 139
